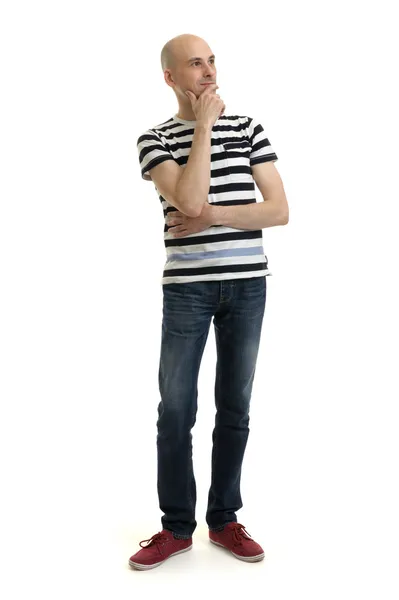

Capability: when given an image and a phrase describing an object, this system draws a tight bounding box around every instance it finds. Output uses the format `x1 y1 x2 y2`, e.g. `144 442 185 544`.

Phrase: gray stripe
166 246 264 262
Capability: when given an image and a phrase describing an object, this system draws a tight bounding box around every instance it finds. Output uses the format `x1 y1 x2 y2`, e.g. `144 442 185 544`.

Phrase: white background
1 0 398 597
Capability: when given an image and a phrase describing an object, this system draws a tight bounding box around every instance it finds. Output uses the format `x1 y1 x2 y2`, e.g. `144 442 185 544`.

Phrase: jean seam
170 531 191 540
209 526 225 533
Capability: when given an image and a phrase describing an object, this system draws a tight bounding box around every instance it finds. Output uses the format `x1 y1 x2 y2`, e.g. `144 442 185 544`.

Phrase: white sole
210 538 265 562
129 544 192 570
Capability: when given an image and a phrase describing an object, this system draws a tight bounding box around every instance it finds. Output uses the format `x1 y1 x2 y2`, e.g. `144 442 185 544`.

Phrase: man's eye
192 60 215 66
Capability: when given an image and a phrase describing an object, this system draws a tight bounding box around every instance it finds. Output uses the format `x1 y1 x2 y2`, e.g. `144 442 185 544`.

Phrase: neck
175 99 196 122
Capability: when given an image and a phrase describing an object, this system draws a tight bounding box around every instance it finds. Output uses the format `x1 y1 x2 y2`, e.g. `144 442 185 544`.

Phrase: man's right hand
185 84 226 128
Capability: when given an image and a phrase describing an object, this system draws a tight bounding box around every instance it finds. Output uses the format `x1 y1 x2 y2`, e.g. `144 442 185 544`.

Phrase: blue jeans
157 276 267 539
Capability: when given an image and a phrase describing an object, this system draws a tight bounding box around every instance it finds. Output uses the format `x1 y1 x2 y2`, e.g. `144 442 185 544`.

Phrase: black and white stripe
137 114 278 285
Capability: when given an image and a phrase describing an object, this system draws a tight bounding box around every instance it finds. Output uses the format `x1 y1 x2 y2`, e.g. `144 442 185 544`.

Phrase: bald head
160 34 209 72
161 34 217 106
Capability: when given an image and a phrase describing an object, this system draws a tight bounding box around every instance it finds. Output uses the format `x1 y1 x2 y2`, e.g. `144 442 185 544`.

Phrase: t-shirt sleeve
137 129 175 181
247 117 278 166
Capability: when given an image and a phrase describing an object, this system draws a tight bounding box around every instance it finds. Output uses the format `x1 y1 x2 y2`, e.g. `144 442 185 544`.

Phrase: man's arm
146 124 212 218
210 161 289 229
175 124 212 217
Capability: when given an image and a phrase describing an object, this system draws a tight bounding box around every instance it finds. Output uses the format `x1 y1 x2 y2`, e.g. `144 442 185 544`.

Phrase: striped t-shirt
137 113 278 285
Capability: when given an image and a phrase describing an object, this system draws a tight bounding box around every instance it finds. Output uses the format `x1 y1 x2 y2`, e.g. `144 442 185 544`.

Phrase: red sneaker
128 529 192 570
209 522 265 562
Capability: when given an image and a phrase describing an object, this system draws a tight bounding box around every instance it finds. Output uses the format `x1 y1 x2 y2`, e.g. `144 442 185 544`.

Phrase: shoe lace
230 523 253 546
139 531 168 549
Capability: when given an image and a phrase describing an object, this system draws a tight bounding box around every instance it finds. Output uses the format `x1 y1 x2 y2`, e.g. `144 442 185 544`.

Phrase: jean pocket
238 276 266 312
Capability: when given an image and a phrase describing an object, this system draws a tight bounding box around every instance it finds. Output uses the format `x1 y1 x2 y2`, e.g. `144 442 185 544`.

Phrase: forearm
210 199 287 229
176 125 212 217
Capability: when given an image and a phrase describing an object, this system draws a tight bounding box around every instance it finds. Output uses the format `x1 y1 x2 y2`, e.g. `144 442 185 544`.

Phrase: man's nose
204 64 215 76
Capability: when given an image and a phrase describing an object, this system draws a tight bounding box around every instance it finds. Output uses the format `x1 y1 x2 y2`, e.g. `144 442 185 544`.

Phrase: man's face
167 42 217 99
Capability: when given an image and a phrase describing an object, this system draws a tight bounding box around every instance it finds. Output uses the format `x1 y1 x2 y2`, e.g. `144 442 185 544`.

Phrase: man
130 33 289 570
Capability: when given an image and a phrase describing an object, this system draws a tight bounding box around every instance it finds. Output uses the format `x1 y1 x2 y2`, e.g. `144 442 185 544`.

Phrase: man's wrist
208 203 220 226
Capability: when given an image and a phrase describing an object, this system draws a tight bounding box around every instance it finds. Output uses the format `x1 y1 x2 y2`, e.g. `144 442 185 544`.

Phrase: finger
185 90 196 104
172 226 187 236
201 83 219 95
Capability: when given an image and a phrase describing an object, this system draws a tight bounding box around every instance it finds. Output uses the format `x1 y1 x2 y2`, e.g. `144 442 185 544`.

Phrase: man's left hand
167 202 215 237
